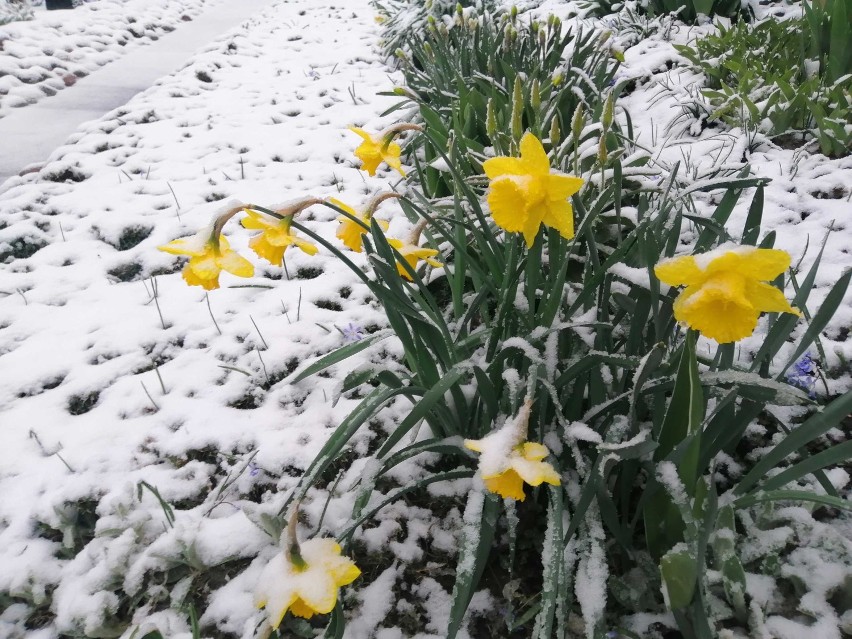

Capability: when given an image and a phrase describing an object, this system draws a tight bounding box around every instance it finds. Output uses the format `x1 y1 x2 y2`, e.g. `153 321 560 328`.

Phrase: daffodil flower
255 538 360 626
388 237 442 280
655 244 801 343
464 400 560 501
241 209 318 266
158 228 253 291
349 124 420 177
330 197 390 253
483 132 584 248
350 127 404 176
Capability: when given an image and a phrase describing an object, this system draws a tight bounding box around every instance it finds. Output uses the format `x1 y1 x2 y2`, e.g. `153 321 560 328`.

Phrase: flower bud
602 93 614 131
549 116 561 147
598 135 608 166
511 75 524 141
486 98 497 140
530 78 541 112
551 71 563 87
571 103 586 144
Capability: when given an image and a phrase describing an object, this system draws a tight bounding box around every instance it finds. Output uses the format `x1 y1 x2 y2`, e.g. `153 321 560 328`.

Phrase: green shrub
676 14 852 156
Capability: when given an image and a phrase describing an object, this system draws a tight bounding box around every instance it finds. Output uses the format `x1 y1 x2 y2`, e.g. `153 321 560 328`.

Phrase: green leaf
447 492 500 639
660 549 698 610
291 331 392 383
734 389 852 496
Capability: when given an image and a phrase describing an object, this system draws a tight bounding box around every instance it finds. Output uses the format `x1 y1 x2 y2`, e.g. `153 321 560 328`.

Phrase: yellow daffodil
330 197 390 253
388 237 442 280
255 538 360 627
483 132 584 248
159 231 253 290
464 400 560 501
241 209 318 266
350 127 404 176
655 245 801 344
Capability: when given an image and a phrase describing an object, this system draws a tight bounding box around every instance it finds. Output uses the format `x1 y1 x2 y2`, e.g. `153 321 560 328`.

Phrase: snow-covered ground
0 0 850 636
0 0 216 118
0 0 437 636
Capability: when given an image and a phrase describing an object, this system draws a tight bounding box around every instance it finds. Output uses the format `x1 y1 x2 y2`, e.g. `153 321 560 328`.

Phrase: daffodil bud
285 504 306 569
598 135 608 166
549 116 561 147
551 15 561 31
438 22 448 37
598 29 612 45
456 2 463 16
602 93 614 131
395 48 407 60
511 75 524 142
467 17 478 30
530 20 539 35
486 97 497 140
611 47 625 63
502 26 512 50
510 5 518 21
571 103 586 144
538 28 546 48
551 71 563 87
423 41 433 58
530 78 541 112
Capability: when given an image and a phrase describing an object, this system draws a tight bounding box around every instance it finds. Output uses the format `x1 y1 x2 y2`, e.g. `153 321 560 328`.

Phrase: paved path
0 0 274 187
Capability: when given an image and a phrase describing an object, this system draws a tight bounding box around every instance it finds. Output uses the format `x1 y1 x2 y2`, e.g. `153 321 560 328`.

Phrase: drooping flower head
387 219 442 281
349 123 421 176
255 507 360 628
464 399 560 501
655 244 801 344
483 132 584 248
241 199 322 266
158 202 254 290
330 192 397 253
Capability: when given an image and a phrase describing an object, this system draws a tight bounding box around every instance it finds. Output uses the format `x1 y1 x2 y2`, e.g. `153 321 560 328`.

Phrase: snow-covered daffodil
158 230 253 290
255 539 360 627
330 196 391 253
464 400 560 501
241 209 318 266
483 132 584 248
388 237 442 280
655 245 801 344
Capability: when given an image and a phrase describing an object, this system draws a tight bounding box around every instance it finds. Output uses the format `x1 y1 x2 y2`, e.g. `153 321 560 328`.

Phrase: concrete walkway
0 0 274 187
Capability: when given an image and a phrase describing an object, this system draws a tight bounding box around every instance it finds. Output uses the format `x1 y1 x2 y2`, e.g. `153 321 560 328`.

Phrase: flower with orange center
654 244 801 343
483 132 584 248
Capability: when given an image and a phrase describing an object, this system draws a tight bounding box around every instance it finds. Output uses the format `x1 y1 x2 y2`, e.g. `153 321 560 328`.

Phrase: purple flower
249 462 261 477
341 322 365 343
787 353 818 398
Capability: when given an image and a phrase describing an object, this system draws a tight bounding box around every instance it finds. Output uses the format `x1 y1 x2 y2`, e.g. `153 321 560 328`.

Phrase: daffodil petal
483 156 525 179
512 457 560 487
218 250 254 278
547 173 585 200
294 237 319 256
349 126 374 142
182 263 218 290
710 248 790 281
521 442 550 461
329 198 357 217
519 132 551 175
746 281 801 315
655 255 704 287
289 597 317 619
541 199 575 240
464 438 485 453
158 237 201 256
